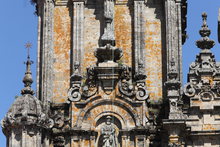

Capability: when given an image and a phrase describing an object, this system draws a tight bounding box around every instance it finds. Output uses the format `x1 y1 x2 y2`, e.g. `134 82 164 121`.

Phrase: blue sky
0 0 220 146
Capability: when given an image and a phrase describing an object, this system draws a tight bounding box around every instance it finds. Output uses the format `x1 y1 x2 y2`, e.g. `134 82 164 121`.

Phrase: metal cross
25 42 32 59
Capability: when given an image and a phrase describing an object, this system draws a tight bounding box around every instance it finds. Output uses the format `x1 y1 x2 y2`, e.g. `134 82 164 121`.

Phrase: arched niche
76 98 141 130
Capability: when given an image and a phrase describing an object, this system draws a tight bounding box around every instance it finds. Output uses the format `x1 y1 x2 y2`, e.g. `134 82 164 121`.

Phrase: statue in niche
99 116 118 147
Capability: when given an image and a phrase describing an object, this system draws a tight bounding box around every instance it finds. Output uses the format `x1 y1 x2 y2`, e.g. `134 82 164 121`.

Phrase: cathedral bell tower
2 0 188 146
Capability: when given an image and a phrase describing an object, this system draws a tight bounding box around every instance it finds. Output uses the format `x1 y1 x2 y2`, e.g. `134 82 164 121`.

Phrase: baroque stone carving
2 54 54 137
68 62 83 102
50 104 70 146
67 0 149 102
184 13 220 106
101 0 115 46
100 116 118 147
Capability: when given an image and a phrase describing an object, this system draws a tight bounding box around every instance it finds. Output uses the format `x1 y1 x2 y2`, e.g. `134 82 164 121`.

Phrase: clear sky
0 0 220 146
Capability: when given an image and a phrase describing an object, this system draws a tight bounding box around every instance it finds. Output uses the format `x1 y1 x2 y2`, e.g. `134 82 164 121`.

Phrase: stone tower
4 0 220 146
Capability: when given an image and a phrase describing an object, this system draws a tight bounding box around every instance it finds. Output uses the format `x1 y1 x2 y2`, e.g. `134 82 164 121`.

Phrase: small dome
2 94 45 128
1 55 52 130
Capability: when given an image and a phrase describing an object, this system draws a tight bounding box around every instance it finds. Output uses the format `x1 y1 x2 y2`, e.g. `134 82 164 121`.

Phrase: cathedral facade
2 0 220 146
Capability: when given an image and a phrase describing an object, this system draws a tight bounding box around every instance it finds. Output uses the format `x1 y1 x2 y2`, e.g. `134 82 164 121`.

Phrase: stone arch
77 98 141 129
95 112 124 129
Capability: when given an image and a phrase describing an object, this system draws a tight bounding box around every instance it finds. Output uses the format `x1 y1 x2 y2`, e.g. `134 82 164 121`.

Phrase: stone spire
1 43 53 147
182 13 220 146
196 13 215 50
21 43 34 95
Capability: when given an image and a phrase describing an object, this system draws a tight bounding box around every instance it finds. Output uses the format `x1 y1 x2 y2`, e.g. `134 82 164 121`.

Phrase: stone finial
21 43 34 95
196 13 215 50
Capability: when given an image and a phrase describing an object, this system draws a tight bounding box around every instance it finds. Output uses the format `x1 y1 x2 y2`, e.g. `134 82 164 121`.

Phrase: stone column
72 0 85 74
133 0 145 76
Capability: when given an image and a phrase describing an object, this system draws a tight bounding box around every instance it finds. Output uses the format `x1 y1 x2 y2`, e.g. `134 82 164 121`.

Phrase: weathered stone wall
144 3 163 101
115 4 132 67
83 7 100 74
53 6 71 103
51 2 164 103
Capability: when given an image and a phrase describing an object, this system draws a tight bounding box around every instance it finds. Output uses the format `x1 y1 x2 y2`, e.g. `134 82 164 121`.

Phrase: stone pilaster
72 0 85 74
37 0 54 111
164 0 185 120
176 0 183 82
164 0 182 82
134 0 145 77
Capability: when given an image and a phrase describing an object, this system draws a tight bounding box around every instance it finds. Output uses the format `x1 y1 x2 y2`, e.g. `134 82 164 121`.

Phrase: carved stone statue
100 116 118 147
101 0 115 46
